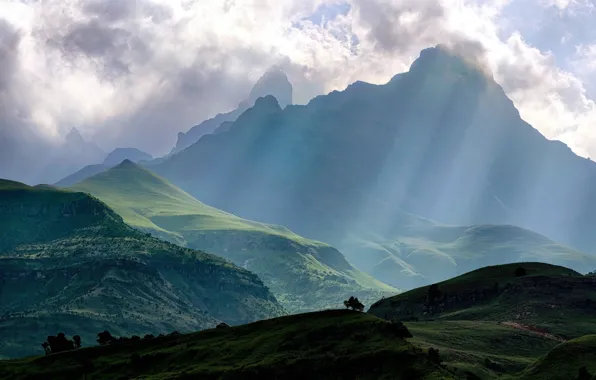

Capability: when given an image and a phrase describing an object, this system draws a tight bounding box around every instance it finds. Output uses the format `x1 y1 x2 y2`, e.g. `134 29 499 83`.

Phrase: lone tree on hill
97 330 115 345
73 335 81 349
515 266 527 277
343 296 365 312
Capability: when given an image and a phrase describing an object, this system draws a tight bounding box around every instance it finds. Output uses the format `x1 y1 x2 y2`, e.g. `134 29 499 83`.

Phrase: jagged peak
65 127 85 144
409 44 494 81
248 67 293 108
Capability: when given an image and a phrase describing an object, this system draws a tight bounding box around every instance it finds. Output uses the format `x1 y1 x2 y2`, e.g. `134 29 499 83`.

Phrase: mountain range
170 67 293 155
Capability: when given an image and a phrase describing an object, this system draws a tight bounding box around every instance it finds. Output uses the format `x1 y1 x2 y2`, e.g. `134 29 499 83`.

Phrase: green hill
0 310 455 380
368 263 596 379
0 179 283 359
70 161 395 312
517 335 596 380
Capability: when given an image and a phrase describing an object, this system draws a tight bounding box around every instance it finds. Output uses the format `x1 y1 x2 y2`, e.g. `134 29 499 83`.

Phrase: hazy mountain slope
70 161 395 312
0 179 283 358
338 213 596 289
0 310 455 380
55 147 153 187
170 67 293 154
149 45 596 260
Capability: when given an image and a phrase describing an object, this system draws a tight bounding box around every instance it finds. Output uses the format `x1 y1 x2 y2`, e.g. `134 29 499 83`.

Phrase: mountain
0 179 283 358
70 160 396 312
0 310 455 380
102 148 153 166
368 262 596 378
55 147 153 187
170 67 293 154
149 59 596 287
153 46 589 249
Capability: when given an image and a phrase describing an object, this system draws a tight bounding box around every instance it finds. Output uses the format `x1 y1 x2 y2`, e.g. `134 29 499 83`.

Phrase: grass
0 310 455 380
366 262 596 379
70 161 396 312
515 335 596 380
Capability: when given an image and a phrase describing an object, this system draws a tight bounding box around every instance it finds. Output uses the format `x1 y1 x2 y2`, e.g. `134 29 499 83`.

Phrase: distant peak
116 159 138 168
103 147 153 166
409 44 494 80
248 67 293 108
254 95 282 110
65 127 85 144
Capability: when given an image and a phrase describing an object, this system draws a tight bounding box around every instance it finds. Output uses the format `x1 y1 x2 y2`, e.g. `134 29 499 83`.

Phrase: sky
2 0 596 172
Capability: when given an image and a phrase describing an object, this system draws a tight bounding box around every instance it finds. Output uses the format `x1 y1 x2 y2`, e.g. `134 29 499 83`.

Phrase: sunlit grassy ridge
0 179 283 359
70 161 395 312
0 310 455 380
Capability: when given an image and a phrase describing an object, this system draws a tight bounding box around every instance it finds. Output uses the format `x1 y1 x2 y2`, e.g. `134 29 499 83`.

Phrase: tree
73 335 81 349
577 366 592 380
45 333 74 354
515 267 527 277
97 330 115 345
428 347 441 365
41 342 51 355
343 296 365 312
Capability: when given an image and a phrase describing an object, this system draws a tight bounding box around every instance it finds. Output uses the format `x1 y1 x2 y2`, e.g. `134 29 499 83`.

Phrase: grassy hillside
0 179 283 358
339 215 596 289
70 161 396 312
517 335 596 380
0 310 455 380
368 263 596 379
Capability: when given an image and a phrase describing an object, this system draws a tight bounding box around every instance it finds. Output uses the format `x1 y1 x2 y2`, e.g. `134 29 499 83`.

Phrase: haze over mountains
148 46 596 270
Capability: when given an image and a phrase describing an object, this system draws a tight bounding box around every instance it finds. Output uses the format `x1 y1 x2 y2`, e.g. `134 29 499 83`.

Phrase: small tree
73 335 81 349
515 267 527 277
97 330 115 345
578 366 592 380
41 342 51 355
428 347 441 364
343 296 365 312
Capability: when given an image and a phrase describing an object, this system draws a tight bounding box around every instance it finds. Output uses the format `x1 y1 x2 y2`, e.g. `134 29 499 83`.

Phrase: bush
428 348 441 364
515 267 527 277
343 296 365 312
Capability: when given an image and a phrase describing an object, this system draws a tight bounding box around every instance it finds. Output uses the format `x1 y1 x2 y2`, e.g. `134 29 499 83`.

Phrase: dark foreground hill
369 262 596 378
0 310 454 380
0 179 283 359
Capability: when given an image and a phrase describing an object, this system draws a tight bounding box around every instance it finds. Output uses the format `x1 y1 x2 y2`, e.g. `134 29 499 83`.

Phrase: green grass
515 335 596 380
368 263 596 379
0 310 455 380
70 161 396 312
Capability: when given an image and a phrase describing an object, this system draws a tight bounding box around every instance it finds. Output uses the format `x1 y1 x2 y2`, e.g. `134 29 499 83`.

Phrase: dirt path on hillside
501 322 566 342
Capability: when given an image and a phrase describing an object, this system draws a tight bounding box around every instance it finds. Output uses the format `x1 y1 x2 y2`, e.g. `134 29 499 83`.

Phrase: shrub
515 267 527 277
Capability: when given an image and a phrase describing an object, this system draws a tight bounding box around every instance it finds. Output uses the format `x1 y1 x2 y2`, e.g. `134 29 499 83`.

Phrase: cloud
3 0 596 182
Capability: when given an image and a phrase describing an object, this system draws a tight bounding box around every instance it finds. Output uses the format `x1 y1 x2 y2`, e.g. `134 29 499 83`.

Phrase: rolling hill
368 262 596 378
0 310 455 380
70 161 396 312
0 179 283 359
